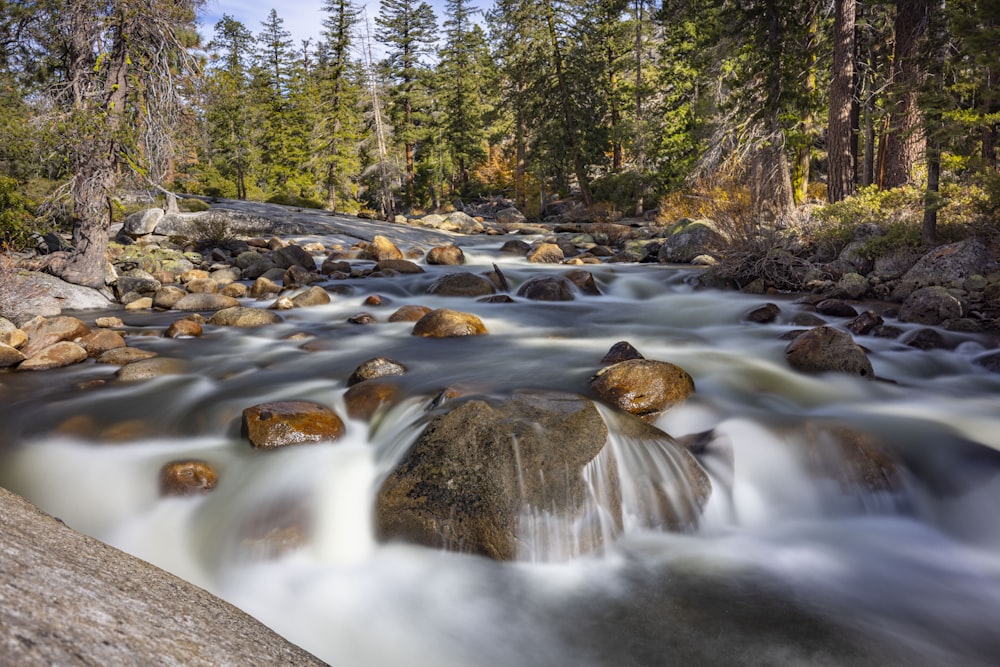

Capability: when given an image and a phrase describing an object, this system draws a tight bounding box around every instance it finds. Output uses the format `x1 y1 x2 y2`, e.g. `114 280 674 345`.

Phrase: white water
3 233 1000 665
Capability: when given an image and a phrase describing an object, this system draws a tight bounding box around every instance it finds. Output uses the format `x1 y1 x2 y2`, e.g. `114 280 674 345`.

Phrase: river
2 219 1000 666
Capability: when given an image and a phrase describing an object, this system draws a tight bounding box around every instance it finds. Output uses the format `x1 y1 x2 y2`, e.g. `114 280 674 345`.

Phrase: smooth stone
412 309 488 338
115 357 188 381
241 401 345 448
19 341 89 371
159 460 219 496
173 293 241 312
590 358 695 419
208 307 282 327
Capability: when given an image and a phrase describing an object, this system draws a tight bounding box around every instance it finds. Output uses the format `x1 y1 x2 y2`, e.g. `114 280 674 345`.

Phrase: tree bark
828 0 857 203
880 0 927 189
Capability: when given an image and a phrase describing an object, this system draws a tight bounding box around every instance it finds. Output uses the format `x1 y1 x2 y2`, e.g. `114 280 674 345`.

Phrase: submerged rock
242 400 345 448
343 378 405 421
159 460 219 496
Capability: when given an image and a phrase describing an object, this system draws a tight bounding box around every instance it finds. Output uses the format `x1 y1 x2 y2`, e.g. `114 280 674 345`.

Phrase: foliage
0 175 37 249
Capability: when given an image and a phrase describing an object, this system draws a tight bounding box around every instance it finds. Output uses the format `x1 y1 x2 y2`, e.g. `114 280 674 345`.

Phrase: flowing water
3 222 1000 666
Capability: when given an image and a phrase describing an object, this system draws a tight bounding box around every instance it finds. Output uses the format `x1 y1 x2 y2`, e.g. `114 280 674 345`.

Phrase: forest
0 0 998 285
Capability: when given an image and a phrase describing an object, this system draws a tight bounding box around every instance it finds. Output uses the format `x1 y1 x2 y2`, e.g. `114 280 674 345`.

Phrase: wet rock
343 378 405 421
426 244 466 266
802 422 902 495
241 401 345 448
165 318 203 338
250 276 282 298
527 243 565 264
321 257 352 275
516 274 576 301
903 328 948 350
173 293 241 312
784 326 874 379
208 306 282 327
116 357 188 381
364 294 390 307
375 259 424 274
427 272 497 298
974 351 1000 374
291 286 331 307
565 270 602 296
412 309 488 338
97 347 158 365
347 357 408 386
388 305 432 322
374 391 614 560
283 265 319 289
20 341 88 371
898 286 964 325
362 235 404 262
272 244 316 270
815 299 859 317
153 285 187 309
590 359 695 420
601 341 645 365
872 324 906 339
499 239 530 256
847 310 883 335
78 329 127 358
159 460 219 496
478 294 516 303
0 342 26 368
746 303 781 324
347 312 377 325
791 312 826 327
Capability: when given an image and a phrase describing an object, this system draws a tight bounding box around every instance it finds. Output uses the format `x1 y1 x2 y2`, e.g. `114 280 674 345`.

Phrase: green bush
0 175 37 249
265 192 325 209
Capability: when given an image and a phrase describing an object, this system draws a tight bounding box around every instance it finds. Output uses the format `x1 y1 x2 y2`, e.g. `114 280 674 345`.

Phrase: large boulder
272 244 316 270
657 219 726 263
19 341 89 371
375 391 615 560
361 235 404 262
590 359 695 420
892 239 994 301
495 207 527 226
898 286 965 325
0 487 324 666
122 208 165 237
442 211 485 234
0 271 112 326
784 326 874 379
527 243 564 264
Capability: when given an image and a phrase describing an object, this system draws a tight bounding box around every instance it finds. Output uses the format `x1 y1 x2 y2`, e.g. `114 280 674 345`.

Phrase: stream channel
3 206 1000 666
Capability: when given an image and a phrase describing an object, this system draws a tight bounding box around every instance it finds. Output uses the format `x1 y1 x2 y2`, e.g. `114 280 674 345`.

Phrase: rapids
3 223 1000 666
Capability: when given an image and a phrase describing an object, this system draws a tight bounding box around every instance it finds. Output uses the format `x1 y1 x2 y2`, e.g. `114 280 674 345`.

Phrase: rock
658 219 726 263
388 305 432 322
0 487 325 667
374 391 614 560
746 303 781 324
363 294 390 306
815 299 859 317
427 272 497 297
153 285 188 309
21 315 90 345
565 270 602 296
426 245 466 265
122 208 165 237
124 297 154 311
898 286 964 325
185 277 219 294
116 357 188 381
441 211 484 233
0 342 26 368
527 243 565 264
347 312 377 325
847 310 883 335
903 328 948 350
241 401 345 448
271 296 295 310
974 351 1000 374
220 282 248 298
173 293 241 312
601 341 645 365
97 347 158 365
412 309 488 338
590 359 695 420
165 318 203 338
159 460 219 496
784 326 874 379
235 251 274 279
362 235 404 262
0 271 112 326
208 307 282 327
516 275 576 301
343 378 405 421
495 207 527 225
893 239 994 300
291 286 331 307
272 244 316 270
250 276 282 298
94 316 124 328
836 272 869 299
20 341 89 371
114 274 161 299
499 239 530 256
179 269 210 283
347 357 408 386
77 329 126 358
375 259 424 274
0 317 26 348
321 257 352 275
802 422 901 494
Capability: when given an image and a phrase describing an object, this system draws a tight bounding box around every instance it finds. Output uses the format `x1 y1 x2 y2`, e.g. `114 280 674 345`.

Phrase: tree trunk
751 137 795 221
880 0 927 189
828 0 857 203
514 108 527 209
921 0 946 245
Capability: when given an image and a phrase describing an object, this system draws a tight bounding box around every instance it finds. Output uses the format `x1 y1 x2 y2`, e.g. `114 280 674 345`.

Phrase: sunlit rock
20 341 88 371
0 342 26 368
160 460 219 496
411 309 487 338
21 315 90 347
241 400 345 448
426 244 466 265
78 329 126 357
173 292 241 312
375 259 424 274
208 306 282 327
115 357 188 381
97 347 158 365
590 358 695 420
153 285 187 309
291 286 331 307
527 243 564 264
347 357 407 386
220 282 248 298
361 235 404 262
250 276 282 298
388 304 432 322
164 318 203 338
784 326 874 379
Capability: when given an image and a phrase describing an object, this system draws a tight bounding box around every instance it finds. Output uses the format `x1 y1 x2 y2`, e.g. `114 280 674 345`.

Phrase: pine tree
827 0 857 203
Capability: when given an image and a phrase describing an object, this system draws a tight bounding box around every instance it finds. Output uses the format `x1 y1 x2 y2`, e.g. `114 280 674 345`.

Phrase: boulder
291 286 331 308
590 359 695 420
601 341 645 365
208 307 282 327
657 219 726 263
241 401 345 448
499 239 530 256
746 303 781 324
250 276 282 298
375 259 424 274
374 391 613 560
0 487 324 666
565 270 602 296
159 460 219 496
272 244 316 270
388 305 432 322
347 357 408 386
362 235 404 262
784 326 874 379
0 317 27 348
153 285 188 309
21 315 90 346
495 207 527 225
173 293 241 312
427 272 497 297
122 208 165 237
77 329 126 358
411 309 488 338
185 278 219 294
97 347 158 365
516 275 576 301
19 341 89 371
165 318 203 338
898 286 964 325
527 243 564 264
0 271 112 326
220 282 248 298
815 299 859 317
892 239 994 300
115 357 188 381
0 342 26 368
847 310 884 336
426 245 466 265
343 378 405 421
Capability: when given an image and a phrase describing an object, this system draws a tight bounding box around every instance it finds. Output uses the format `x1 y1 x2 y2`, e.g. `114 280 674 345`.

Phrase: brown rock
784 326 874 379
847 310 883 335
94 316 124 328
159 460 219 496
375 259 424 274
173 293 241 312
343 378 405 421
250 276 282 298
527 243 564 264
347 356 408 386
389 305 432 322
272 244 316 270
590 359 695 420
116 357 188 381
565 270 602 296
802 422 901 494
426 245 466 265
97 347 158 365
21 315 90 345
153 285 188 310
363 235 404 262
165 318 203 338
0 342 26 368
516 275 576 301
412 309 488 337
125 297 154 311
427 272 497 297
185 278 219 294
291 286 331 307
0 317 27 348
208 306 282 327
746 303 781 324
220 282 248 298
20 341 89 371
78 329 127 358
364 294 390 306
242 401 345 448
178 269 210 283
601 341 645 365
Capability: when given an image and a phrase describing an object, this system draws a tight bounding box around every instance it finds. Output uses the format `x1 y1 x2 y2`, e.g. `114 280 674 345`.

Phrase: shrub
0 176 37 249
